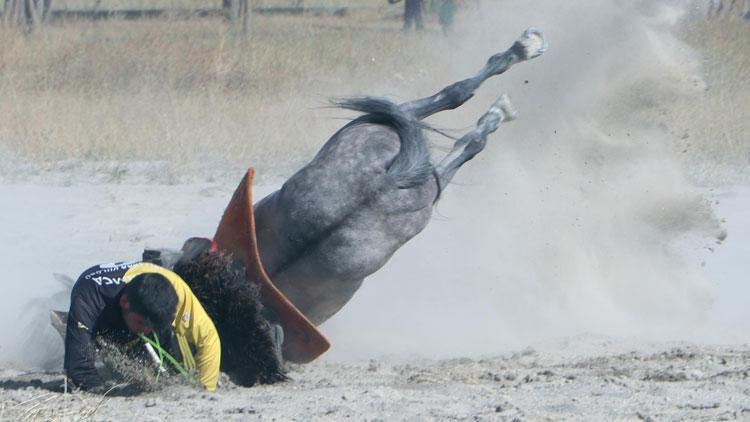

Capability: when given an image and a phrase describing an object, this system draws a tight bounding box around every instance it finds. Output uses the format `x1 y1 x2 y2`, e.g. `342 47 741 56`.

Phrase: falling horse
51 28 547 375
216 28 548 361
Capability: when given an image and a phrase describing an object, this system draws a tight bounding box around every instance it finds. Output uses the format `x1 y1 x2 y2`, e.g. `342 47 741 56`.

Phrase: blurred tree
222 0 250 34
2 0 51 32
708 0 748 17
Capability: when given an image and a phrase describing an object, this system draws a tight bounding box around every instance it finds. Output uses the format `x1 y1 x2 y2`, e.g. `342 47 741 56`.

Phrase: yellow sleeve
125 263 221 391
175 285 221 391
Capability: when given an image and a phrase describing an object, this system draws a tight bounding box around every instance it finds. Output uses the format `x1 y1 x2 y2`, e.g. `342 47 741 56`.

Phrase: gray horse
253 28 547 326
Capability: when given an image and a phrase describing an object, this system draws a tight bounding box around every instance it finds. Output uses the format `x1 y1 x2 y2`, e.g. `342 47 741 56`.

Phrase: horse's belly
268 199 434 325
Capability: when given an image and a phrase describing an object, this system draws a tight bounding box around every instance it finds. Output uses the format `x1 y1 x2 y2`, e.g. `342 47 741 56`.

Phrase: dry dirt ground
1 339 749 421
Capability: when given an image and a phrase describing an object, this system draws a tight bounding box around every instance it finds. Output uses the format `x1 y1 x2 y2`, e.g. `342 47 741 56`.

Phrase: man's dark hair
122 273 178 330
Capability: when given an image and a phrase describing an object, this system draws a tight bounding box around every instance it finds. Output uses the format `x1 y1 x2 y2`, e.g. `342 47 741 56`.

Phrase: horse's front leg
401 28 546 120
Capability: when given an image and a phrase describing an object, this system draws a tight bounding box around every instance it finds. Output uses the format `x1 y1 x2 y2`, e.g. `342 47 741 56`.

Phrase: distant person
389 0 424 31
64 262 221 392
439 0 457 33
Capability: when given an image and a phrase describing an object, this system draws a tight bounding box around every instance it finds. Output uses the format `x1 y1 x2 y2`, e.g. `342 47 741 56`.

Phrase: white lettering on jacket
92 276 125 286
83 261 139 281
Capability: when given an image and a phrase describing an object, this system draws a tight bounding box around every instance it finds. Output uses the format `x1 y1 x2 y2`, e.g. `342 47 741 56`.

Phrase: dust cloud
322 0 729 360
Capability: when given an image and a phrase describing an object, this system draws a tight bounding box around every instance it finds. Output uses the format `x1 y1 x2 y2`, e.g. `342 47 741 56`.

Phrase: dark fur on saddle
173 251 287 386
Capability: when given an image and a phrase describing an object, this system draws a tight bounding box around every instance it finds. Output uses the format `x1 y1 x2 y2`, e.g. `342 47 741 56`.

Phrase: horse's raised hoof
515 28 547 60
493 94 518 122
478 94 517 130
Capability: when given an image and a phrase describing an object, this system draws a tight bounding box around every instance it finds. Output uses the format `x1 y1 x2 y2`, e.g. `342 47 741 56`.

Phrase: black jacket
64 261 174 389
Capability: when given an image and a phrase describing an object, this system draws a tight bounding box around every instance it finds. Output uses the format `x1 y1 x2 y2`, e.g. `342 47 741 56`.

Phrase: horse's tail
333 96 434 190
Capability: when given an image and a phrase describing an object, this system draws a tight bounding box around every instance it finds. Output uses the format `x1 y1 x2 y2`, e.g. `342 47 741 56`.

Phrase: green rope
139 333 195 384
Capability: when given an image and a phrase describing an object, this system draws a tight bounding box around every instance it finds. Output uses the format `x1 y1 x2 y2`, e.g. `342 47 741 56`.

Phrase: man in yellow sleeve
64 261 221 391
124 263 221 391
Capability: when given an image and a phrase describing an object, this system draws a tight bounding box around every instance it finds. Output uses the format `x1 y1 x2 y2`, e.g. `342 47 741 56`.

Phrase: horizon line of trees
1 0 251 33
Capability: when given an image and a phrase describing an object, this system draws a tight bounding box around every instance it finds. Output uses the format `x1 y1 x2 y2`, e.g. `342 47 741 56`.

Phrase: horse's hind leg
435 94 517 188
402 28 546 120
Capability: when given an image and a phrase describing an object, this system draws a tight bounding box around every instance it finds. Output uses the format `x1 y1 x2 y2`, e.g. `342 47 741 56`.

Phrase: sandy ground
1 337 749 421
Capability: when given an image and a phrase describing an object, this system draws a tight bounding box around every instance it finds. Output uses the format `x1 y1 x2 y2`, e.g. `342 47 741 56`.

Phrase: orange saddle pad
213 168 330 363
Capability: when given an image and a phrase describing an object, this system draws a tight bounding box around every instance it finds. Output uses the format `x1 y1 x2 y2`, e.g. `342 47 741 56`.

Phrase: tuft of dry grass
0 383 122 420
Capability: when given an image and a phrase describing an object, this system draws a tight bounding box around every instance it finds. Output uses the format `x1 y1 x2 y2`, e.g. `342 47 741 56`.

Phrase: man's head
119 273 178 334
